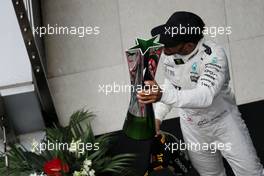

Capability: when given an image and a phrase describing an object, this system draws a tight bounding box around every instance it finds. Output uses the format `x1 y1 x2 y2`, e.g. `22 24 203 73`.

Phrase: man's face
163 42 194 56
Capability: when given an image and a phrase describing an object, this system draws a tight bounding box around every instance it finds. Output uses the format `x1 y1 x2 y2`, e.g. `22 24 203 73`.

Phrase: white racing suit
154 38 264 176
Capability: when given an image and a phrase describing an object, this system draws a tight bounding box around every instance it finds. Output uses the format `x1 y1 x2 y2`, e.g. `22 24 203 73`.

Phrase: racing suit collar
173 38 204 64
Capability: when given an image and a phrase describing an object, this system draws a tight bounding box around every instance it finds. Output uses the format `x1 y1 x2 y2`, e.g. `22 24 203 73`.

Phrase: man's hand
137 80 162 104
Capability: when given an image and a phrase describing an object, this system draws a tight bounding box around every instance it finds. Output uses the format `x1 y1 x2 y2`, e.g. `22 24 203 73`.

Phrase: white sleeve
160 48 228 108
154 78 173 121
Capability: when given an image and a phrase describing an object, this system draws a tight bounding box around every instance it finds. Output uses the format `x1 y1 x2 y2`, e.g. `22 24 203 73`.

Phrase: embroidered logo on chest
190 62 200 83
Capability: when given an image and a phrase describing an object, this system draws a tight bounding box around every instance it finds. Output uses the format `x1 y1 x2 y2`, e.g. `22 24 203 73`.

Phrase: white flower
73 159 95 176
89 169 95 176
29 173 37 176
81 169 88 175
84 165 90 171
83 159 92 167
73 171 82 176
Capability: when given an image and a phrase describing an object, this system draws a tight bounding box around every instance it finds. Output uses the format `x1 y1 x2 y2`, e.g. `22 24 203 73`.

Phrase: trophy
123 36 163 140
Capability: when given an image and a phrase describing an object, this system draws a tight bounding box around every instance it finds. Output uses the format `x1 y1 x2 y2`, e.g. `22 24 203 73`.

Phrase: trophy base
123 111 155 140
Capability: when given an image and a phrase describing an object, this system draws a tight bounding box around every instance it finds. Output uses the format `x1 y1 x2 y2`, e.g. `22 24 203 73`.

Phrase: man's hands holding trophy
137 80 163 136
137 80 162 104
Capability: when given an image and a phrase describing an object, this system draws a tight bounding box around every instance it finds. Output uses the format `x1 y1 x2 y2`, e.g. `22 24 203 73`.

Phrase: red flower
43 158 69 176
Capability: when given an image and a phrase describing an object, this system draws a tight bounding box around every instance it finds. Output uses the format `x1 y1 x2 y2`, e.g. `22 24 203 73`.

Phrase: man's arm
154 78 173 121
161 48 228 108
154 78 173 135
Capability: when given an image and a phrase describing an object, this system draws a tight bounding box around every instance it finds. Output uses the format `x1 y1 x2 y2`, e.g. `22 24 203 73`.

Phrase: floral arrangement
0 110 135 176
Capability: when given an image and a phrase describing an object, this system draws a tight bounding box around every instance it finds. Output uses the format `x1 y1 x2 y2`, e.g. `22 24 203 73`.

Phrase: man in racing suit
137 11 264 176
